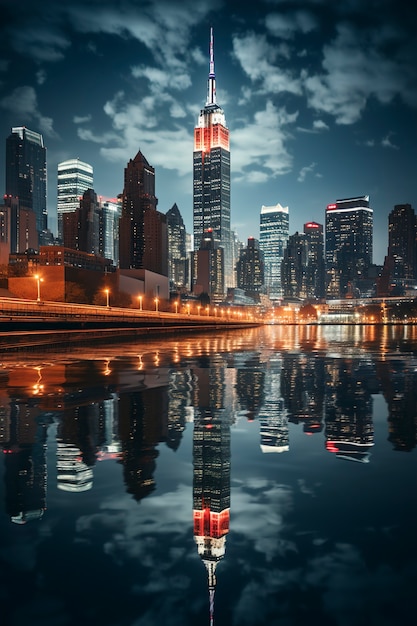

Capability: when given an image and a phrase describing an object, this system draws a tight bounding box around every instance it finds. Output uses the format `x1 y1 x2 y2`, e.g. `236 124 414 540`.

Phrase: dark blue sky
0 0 416 264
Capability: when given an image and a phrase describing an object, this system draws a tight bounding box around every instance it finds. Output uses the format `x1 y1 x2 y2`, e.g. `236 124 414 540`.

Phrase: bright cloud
0 86 58 137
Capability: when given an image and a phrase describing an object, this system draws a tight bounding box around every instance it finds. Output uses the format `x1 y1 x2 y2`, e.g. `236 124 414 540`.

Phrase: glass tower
325 195 373 299
193 28 231 293
57 158 93 241
259 203 289 300
6 126 47 238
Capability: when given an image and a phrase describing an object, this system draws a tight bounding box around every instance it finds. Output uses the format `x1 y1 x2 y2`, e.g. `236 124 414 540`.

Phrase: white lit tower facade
193 28 231 295
57 158 93 241
325 196 373 299
259 203 289 301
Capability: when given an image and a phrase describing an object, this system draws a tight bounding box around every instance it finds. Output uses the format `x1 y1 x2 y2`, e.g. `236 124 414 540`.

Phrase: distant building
192 229 224 301
0 195 38 260
63 188 100 255
57 158 93 241
236 237 264 299
325 196 373 299
119 150 161 272
166 203 189 290
100 197 121 267
281 232 308 299
304 221 325 299
193 28 232 293
6 126 47 241
259 203 289 300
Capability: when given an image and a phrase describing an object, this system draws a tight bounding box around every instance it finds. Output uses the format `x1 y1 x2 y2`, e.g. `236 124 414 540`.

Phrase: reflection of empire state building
192 366 231 625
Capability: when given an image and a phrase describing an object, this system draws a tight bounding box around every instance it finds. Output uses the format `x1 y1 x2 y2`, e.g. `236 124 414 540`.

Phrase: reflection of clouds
231 478 295 561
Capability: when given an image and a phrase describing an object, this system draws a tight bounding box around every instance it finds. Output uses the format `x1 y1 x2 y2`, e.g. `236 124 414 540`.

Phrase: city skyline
0 0 416 265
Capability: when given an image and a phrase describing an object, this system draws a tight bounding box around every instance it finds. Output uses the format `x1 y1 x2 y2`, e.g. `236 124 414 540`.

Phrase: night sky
0 0 416 264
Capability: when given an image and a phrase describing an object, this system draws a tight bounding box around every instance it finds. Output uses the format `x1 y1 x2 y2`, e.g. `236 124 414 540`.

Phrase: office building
304 221 325 299
236 237 264 298
5 126 47 241
166 203 189 290
0 195 38 258
119 150 160 271
57 158 93 240
388 203 416 281
259 203 289 300
193 28 231 293
325 196 373 299
100 197 121 266
281 232 308 299
192 229 224 300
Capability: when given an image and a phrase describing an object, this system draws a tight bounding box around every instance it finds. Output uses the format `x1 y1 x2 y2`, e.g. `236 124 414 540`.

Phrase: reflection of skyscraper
4 407 51 523
192 365 231 625
325 360 374 462
259 362 289 453
56 442 94 492
118 387 168 501
193 28 231 293
235 354 265 421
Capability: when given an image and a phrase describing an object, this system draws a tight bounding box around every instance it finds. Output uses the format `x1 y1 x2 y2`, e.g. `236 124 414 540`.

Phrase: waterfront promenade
0 297 260 351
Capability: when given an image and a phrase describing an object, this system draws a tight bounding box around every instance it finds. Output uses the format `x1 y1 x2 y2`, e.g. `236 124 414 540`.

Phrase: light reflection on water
0 325 416 626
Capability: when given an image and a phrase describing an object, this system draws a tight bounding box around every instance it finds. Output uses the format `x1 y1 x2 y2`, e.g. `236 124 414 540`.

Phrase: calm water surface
0 325 416 626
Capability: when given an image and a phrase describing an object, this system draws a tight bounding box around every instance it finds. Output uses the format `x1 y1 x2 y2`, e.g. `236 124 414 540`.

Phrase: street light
174 300 179 314
197 305 201 316
138 295 143 311
154 297 159 312
104 288 110 308
34 274 43 302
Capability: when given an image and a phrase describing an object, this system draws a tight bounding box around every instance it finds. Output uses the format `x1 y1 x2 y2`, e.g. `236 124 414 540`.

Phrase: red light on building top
305 222 319 228
327 204 337 210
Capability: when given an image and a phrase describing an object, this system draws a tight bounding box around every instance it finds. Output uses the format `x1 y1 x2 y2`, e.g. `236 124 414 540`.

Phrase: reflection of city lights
32 367 44 395
103 359 111 376
138 354 143 370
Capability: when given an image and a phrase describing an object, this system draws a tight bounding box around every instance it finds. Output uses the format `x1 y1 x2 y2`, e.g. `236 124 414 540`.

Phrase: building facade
193 28 231 293
259 203 289 300
57 158 93 241
388 204 416 282
119 150 158 270
5 126 47 241
166 203 189 291
236 237 264 299
325 196 373 299
281 232 308 299
304 221 325 299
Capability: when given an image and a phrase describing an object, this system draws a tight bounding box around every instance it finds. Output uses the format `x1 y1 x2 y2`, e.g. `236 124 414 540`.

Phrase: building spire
207 27 217 106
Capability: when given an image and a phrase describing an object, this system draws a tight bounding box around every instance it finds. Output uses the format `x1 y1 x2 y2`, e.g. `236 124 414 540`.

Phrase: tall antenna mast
207 27 217 106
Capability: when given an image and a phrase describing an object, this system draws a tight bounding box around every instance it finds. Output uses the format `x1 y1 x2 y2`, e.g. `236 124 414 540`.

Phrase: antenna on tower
207 27 217 106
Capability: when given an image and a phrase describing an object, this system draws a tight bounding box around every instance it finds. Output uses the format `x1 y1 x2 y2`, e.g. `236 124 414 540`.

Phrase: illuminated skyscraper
325 196 373 298
57 158 93 240
166 203 189 290
193 28 231 294
6 126 47 241
304 221 325 299
236 237 264 298
100 197 121 266
259 203 289 300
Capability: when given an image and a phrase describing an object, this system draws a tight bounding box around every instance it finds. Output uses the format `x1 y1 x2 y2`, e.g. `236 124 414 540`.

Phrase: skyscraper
325 196 373 299
6 126 47 239
100 197 121 266
259 203 289 300
304 221 325 299
193 28 231 294
166 203 189 290
387 203 416 282
236 237 264 298
281 231 308 299
119 150 157 270
57 158 93 241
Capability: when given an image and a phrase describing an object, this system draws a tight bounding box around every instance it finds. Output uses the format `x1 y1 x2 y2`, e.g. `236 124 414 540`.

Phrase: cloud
232 101 298 179
36 69 47 85
232 32 302 97
73 114 92 124
0 86 58 137
265 10 318 39
304 22 417 124
12 24 70 62
381 132 399 150
297 162 317 182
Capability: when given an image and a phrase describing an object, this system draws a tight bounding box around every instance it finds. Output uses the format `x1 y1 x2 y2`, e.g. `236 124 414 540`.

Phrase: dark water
0 325 416 626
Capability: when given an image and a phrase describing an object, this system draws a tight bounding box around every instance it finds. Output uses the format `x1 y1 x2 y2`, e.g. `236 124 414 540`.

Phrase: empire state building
193 29 231 294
